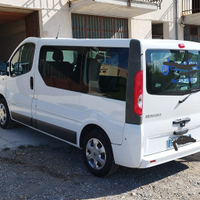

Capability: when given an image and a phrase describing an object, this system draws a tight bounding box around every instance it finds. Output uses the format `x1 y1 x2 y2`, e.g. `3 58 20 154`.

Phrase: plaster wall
0 0 68 10
129 18 152 39
40 9 72 38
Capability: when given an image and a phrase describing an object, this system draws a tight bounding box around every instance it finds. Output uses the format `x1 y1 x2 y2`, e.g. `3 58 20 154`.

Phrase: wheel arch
0 94 10 111
0 94 5 100
79 124 112 149
0 95 15 129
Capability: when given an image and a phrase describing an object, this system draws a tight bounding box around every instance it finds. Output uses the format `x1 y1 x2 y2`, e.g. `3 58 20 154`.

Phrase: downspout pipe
175 0 178 40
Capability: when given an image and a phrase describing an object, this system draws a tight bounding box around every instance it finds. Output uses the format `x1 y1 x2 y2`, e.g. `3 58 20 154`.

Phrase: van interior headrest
53 50 63 61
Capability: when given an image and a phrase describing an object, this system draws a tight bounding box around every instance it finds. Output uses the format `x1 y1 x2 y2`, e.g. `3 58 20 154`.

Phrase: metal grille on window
72 14 128 39
184 25 200 42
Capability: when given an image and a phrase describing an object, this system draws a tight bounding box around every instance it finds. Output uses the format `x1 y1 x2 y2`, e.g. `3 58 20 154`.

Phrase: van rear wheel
0 99 15 129
82 129 115 177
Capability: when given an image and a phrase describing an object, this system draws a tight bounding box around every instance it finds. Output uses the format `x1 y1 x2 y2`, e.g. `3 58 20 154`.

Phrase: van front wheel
82 130 115 177
0 99 14 129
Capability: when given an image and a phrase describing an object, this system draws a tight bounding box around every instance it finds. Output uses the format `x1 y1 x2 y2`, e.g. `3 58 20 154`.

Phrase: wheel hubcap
0 104 6 125
86 138 106 170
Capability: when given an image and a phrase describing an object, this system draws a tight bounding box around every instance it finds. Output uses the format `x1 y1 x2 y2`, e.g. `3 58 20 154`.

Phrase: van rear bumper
140 141 200 168
112 124 200 169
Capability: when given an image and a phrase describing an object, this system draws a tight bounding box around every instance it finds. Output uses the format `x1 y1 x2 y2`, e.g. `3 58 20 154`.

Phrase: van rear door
143 46 200 155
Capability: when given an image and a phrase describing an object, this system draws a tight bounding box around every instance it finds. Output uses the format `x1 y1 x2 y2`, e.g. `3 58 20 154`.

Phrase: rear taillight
178 43 185 48
134 70 143 116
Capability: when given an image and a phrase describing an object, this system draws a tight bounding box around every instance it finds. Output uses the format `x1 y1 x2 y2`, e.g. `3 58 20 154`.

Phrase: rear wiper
179 88 200 104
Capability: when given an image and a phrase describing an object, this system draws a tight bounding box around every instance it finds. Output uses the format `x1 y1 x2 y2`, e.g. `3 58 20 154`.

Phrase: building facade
0 0 196 61
182 0 200 42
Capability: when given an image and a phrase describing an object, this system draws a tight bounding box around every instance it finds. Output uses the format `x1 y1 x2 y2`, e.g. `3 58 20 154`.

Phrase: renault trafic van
0 37 200 176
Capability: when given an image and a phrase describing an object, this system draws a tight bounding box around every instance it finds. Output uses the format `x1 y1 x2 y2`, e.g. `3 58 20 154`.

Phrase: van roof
22 37 200 50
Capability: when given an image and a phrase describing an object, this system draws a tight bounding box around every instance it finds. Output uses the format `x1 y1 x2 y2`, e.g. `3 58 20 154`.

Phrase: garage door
25 11 40 37
0 8 39 61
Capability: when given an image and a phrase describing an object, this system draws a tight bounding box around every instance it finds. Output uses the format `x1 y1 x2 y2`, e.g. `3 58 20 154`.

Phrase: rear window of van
146 49 200 95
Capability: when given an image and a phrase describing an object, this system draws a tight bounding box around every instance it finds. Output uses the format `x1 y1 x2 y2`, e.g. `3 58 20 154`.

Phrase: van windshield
146 49 200 95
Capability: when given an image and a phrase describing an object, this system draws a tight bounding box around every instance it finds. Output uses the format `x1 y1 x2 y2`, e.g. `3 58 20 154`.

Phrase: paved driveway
0 124 67 150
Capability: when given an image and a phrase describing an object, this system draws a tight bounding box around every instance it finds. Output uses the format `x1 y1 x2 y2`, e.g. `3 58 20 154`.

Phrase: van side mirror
0 61 8 75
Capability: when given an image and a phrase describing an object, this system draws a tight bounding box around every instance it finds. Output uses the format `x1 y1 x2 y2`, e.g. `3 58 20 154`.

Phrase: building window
184 25 200 42
72 14 128 39
192 0 200 13
152 24 163 39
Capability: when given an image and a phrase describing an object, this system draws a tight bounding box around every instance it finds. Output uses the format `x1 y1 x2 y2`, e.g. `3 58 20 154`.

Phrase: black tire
82 129 116 177
0 99 15 129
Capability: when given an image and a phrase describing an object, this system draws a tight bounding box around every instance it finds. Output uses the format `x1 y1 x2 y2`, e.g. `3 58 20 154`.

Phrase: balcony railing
129 0 162 8
70 0 162 9
70 0 162 18
182 0 200 15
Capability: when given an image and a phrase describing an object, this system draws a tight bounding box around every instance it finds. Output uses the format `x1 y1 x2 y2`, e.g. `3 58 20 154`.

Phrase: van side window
10 43 35 77
39 46 83 92
82 47 128 101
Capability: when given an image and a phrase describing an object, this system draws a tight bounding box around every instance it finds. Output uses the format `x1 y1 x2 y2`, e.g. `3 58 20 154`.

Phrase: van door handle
172 117 191 127
173 128 188 135
30 76 34 90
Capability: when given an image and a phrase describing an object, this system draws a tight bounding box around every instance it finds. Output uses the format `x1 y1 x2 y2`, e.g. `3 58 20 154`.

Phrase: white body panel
79 94 126 144
6 72 34 120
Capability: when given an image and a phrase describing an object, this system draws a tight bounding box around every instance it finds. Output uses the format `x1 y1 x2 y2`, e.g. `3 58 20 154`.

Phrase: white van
0 37 200 177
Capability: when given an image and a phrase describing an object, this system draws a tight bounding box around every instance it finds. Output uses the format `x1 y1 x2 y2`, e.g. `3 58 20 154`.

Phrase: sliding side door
34 41 85 145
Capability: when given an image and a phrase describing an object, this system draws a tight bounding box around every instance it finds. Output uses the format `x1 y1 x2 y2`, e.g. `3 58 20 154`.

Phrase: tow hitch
172 135 196 151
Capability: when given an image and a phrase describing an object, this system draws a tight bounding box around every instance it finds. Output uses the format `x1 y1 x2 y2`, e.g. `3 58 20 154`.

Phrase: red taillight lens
178 44 185 48
134 70 143 116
